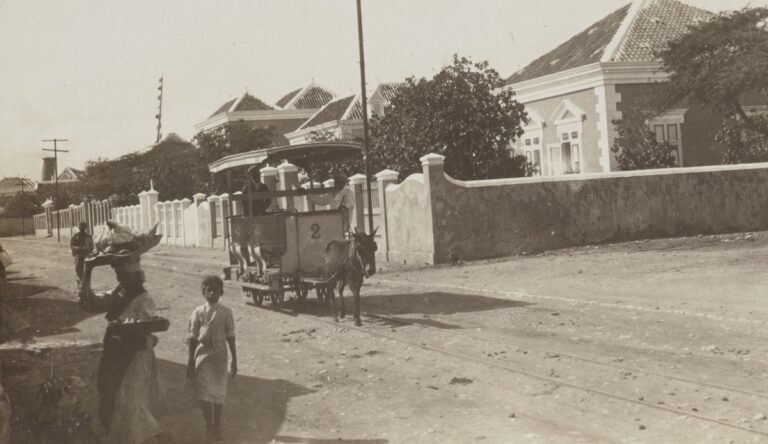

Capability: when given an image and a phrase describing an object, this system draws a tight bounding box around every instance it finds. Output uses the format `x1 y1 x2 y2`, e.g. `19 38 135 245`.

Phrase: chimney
42 157 56 182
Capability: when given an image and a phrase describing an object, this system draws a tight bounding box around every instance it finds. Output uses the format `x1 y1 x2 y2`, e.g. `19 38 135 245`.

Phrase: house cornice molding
194 109 317 132
506 62 668 103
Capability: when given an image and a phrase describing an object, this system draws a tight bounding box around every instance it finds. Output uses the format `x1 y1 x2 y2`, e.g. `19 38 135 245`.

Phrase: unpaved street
2 234 768 443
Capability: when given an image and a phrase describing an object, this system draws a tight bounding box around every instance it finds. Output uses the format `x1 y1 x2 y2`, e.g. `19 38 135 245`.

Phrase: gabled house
194 83 335 137
0 177 37 198
285 94 364 144
57 167 84 183
285 82 404 145
504 0 763 176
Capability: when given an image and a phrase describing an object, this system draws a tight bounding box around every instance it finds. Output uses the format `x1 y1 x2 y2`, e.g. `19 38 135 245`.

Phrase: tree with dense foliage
1 192 42 217
658 7 768 163
193 124 284 192
610 112 677 170
370 55 530 180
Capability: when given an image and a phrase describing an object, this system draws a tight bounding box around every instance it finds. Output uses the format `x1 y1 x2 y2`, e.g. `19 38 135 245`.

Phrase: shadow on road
273 436 388 444
3 278 98 337
2 341 316 444
158 359 315 444
274 291 533 330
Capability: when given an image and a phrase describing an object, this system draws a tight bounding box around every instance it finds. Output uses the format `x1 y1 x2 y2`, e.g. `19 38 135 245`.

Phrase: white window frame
551 101 586 175
648 108 686 167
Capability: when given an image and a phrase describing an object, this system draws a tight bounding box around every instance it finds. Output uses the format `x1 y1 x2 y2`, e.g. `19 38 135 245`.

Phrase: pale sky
0 0 764 181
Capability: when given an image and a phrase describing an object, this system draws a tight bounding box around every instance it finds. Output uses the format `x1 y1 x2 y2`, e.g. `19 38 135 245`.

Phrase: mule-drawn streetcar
208 142 375 310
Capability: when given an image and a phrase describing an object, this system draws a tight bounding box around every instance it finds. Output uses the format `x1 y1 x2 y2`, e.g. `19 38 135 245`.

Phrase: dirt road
2 233 768 443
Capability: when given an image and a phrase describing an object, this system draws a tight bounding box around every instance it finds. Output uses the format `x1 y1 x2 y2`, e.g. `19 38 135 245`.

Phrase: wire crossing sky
0 0 763 180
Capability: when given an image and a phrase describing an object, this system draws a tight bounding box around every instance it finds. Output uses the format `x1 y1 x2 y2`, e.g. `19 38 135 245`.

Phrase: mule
324 228 378 326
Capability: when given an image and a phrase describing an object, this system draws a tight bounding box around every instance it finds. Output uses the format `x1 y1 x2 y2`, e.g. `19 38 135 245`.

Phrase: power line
42 138 69 243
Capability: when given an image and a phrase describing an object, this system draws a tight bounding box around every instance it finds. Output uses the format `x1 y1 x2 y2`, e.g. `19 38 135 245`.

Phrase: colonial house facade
504 0 763 177
194 83 335 138
285 82 403 145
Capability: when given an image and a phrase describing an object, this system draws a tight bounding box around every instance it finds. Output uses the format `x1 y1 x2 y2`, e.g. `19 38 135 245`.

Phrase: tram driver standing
307 172 355 229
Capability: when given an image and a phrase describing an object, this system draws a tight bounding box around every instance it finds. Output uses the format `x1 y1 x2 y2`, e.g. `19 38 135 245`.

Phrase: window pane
525 138 531 146
533 137 540 144
667 124 678 142
654 124 665 143
571 131 578 139
562 132 569 141
525 151 532 162
533 149 541 165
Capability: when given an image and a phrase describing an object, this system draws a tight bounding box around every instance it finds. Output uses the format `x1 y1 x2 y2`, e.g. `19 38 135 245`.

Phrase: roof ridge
339 93 361 121
231 91 247 112
601 0 646 63
284 83 312 110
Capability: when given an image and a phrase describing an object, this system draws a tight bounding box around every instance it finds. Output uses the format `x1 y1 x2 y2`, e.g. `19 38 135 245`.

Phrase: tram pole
42 138 69 243
356 0 375 235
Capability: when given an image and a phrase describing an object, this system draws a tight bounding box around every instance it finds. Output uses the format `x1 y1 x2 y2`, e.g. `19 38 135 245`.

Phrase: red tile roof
609 0 711 62
210 98 236 118
299 95 356 129
290 86 335 110
0 177 36 195
505 0 711 85
233 93 274 112
374 82 404 101
505 4 630 84
276 88 302 109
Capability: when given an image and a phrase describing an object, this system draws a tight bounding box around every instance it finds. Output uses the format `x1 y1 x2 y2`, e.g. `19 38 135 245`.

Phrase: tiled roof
233 93 274 112
610 0 711 62
299 95 356 129
346 97 363 121
290 86 335 110
374 82 404 101
0 177 36 194
210 98 236 118
505 4 630 84
276 88 302 109
505 0 712 85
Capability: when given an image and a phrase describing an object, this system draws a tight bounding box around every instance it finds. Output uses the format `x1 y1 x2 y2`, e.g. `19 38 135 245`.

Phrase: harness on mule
326 241 366 283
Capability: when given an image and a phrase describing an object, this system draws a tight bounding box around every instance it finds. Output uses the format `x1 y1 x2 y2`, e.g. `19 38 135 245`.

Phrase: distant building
503 0 764 176
194 83 336 138
285 82 403 145
0 177 37 198
57 167 84 183
40 157 83 184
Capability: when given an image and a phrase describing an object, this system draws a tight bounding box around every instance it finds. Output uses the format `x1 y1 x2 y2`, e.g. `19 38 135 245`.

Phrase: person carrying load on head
70 221 94 284
78 221 171 444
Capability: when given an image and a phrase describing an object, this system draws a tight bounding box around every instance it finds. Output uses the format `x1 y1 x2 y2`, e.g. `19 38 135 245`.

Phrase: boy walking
187 275 237 443
70 222 93 282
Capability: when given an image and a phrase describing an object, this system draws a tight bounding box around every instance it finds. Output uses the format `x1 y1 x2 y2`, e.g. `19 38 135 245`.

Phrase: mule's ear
371 226 378 236
354 226 360 234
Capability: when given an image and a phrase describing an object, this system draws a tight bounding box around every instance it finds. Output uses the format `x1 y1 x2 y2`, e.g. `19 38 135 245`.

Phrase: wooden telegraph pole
42 138 69 243
356 0 375 235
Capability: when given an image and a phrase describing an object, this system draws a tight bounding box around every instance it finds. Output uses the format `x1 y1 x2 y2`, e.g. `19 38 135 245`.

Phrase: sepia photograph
1 0 768 442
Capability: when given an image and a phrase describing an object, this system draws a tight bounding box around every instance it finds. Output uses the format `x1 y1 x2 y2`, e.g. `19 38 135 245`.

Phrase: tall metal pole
356 0 375 235
156 75 164 143
43 138 69 243
20 178 25 237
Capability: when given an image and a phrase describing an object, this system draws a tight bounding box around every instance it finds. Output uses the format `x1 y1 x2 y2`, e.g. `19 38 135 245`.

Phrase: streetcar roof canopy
208 142 363 174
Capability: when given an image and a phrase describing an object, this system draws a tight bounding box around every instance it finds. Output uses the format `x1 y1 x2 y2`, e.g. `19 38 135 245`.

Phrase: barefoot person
187 275 237 443
79 221 169 444
70 222 94 283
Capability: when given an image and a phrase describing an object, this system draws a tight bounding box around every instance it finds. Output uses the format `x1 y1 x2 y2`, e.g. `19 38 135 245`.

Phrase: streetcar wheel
271 291 284 307
296 283 309 302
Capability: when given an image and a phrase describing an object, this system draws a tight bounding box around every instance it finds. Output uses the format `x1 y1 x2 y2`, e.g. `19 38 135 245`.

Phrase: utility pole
156 75 164 143
42 138 69 243
20 177 26 237
356 0 375 235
